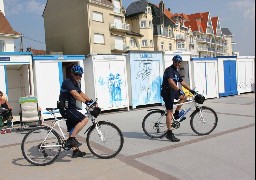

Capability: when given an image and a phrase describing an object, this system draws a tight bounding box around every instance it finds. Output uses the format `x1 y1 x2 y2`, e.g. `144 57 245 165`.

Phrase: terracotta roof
211 17 218 35
0 11 20 36
186 13 205 32
26 47 46 55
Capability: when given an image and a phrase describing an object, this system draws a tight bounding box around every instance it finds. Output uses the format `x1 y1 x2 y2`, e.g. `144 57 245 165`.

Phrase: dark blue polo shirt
162 65 183 94
59 78 81 109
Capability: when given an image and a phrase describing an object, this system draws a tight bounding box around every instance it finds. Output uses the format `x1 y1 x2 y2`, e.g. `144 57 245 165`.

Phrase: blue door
223 60 238 96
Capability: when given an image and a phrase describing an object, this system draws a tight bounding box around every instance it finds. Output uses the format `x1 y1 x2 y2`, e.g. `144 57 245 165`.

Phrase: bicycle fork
198 107 206 123
95 122 106 142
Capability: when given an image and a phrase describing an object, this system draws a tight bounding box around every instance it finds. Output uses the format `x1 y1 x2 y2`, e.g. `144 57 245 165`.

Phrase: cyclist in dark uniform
161 55 196 142
59 65 93 158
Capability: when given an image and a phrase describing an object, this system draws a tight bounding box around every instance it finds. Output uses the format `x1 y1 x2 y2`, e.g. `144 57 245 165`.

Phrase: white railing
111 44 129 51
110 23 130 31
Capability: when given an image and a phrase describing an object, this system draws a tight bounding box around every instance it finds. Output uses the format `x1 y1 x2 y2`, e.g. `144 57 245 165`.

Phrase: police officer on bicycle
161 55 196 142
59 65 93 158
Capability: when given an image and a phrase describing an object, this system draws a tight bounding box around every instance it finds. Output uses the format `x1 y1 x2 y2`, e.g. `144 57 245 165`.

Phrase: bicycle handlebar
86 98 98 108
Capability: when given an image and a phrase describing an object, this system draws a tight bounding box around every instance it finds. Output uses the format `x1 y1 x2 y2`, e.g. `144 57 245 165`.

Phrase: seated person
0 91 13 133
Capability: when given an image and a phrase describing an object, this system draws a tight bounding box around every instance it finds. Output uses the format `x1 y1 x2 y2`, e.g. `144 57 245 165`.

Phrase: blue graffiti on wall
98 73 123 103
136 60 152 80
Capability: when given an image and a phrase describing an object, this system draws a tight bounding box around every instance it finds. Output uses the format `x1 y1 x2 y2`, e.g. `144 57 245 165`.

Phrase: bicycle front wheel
142 110 167 138
190 106 218 135
21 127 62 166
86 121 124 159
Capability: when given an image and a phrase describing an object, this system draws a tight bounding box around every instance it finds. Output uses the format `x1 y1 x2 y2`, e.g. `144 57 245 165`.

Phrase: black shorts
60 108 86 132
162 91 181 110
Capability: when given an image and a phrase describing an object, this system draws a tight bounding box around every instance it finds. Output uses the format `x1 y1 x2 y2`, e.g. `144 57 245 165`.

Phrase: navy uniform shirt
162 65 183 94
59 78 81 109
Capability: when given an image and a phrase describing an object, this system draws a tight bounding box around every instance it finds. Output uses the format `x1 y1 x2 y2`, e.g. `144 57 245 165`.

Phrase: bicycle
21 99 124 166
142 93 218 138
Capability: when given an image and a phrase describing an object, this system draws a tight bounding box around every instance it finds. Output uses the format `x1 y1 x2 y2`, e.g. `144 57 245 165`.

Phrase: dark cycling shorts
162 91 181 110
60 108 86 132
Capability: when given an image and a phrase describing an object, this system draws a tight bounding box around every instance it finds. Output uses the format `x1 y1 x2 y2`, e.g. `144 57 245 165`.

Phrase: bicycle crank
171 121 180 129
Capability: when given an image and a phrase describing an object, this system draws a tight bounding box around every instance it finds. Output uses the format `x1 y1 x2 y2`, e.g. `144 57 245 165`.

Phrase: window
142 40 148 47
146 7 151 14
148 21 152 28
92 12 103 22
150 40 153 47
94 34 105 44
161 42 164 50
0 40 5 52
140 20 146 28
169 43 172 51
168 29 172 37
129 38 137 48
177 42 185 49
114 0 121 13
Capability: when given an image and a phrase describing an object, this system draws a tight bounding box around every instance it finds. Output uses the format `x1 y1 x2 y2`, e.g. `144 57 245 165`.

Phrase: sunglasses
74 73 82 77
174 61 182 64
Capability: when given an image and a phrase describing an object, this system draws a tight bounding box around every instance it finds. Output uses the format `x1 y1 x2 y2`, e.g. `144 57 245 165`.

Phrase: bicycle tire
21 127 62 166
190 106 218 135
142 110 167 138
86 121 124 159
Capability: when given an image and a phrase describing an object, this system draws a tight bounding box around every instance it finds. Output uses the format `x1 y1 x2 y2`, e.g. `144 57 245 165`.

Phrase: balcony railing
208 48 215 52
197 38 207 43
110 23 130 31
111 43 129 51
176 34 185 40
113 7 121 14
198 46 208 51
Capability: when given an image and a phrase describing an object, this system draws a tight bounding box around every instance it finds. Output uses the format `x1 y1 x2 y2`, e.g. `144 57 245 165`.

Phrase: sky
3 0 255 55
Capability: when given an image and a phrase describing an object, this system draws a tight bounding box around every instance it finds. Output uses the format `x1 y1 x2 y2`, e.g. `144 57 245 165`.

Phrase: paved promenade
0 93 255 180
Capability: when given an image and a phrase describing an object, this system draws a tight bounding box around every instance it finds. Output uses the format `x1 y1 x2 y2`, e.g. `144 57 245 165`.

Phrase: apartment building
44 0 129 55
43 0 235 57
126 0 235 57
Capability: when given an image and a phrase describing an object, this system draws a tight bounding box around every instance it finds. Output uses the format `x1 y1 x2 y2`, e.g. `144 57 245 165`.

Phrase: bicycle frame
41 102 103 149
173 100 201 122
40 112 67 149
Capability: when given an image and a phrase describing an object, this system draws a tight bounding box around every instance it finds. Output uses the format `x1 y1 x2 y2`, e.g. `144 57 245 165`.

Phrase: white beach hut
0 52 34 115
83 54 129 111
236 56 255 94
32 55 86 119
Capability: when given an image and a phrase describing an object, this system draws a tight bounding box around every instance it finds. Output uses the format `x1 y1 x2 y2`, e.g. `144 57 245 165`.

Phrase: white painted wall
0 0 5 15
84 54 129 111
0 37 15 52
191 59 219 99
0 53 33 116
237 56 255 94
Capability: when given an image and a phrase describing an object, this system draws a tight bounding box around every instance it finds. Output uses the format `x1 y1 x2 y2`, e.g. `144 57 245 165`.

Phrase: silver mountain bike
142 93 218 138
21 99 124 166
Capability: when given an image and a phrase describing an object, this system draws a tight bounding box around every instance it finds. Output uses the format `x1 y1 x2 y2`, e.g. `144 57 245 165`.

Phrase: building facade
44 0 129 55
0 0 21 52
43 0 235 57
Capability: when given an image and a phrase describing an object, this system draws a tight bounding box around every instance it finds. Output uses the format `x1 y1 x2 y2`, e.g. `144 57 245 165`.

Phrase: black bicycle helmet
71 65 84 74
172 55 183 62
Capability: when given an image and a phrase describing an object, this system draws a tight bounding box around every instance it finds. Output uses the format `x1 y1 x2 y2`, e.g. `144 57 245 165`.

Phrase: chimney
159 1 165 25
168 8 171 12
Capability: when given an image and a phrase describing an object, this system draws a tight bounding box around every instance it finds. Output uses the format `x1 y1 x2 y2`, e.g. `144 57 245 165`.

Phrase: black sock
168 130 172 134
175 110 179 115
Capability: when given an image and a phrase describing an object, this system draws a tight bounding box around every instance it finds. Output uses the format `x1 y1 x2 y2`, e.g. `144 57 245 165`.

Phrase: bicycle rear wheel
190 106 218 135
86 121 124 159
142 110 167 138
21 127 62 166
